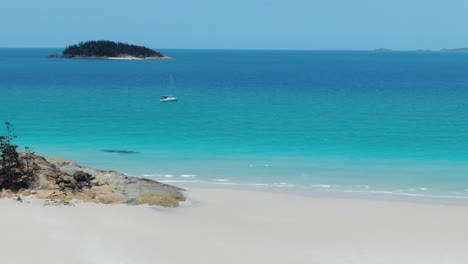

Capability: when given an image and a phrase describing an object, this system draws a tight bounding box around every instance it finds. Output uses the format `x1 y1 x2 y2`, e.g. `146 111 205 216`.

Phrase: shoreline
4 152 467 206
172 181 468 207
2 157 468 263
2 186 468 263
48 55 173 60
106 55 173 60
141 176 468 206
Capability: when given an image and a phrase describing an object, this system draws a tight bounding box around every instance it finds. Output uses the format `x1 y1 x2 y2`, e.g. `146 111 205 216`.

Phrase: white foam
419 188 428 191
273 182 294 188
310 184 331 188
160 180 202 184
248 164 271 167
141 173 175 178
142 173 174 178
214 179 229 182
180 174 197 178
357 185 370 189
400 193 426 197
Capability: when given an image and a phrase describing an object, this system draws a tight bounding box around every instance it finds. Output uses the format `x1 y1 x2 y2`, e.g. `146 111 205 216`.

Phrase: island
440 48 468 52
48 40 171 60
373 48 392 52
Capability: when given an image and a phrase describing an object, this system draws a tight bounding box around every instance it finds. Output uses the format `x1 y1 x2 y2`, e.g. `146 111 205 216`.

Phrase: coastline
106 55 173 60
172 181 468 206
2 186 468 264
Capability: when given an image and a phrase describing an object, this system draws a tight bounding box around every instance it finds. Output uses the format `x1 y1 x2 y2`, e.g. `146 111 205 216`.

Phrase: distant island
48 40 170 60
372 48 468 52
373 48 392 52
440 48 468 52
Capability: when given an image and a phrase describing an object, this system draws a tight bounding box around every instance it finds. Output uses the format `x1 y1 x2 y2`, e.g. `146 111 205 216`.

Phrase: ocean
1 48 468 200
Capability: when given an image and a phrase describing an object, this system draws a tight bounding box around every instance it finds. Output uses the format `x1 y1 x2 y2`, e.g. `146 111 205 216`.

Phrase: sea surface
1 48 468 200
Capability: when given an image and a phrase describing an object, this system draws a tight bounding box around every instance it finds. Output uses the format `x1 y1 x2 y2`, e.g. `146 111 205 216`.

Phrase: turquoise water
2 48 468 198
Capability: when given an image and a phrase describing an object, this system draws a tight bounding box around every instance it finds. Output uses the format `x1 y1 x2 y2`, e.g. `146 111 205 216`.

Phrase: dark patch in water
101 149 140 154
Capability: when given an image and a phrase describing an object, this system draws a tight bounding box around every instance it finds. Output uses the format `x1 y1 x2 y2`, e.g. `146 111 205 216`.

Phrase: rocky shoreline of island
0 152 185 206
48 54 173 60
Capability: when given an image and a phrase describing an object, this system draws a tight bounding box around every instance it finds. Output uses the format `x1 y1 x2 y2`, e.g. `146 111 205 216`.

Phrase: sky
1 0 467 50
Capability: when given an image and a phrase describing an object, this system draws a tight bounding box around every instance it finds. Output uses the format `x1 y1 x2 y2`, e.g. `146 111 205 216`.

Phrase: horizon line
1 47 467 52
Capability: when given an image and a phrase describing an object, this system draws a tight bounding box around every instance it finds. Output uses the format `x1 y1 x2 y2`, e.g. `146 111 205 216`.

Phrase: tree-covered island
48 40 169 60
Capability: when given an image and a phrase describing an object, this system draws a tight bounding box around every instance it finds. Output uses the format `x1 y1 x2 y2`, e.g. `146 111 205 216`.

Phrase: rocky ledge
0 153 186 207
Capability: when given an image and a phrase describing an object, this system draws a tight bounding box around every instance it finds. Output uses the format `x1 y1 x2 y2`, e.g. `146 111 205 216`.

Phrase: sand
106 56 172 60
1 187 468 264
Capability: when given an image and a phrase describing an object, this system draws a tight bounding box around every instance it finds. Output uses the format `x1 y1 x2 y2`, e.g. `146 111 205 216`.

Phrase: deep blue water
1 48 468 198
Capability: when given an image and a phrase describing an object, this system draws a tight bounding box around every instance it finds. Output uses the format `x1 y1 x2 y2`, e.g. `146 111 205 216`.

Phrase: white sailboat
160 74 177 102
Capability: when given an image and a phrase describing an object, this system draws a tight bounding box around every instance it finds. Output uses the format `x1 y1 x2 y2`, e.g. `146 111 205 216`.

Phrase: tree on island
62 40 165 58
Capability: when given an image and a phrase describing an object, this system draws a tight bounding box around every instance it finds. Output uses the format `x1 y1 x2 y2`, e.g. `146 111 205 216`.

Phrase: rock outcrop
0 153 186 207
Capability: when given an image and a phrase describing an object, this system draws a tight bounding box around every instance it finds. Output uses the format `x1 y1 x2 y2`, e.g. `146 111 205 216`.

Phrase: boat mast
169 73 174 96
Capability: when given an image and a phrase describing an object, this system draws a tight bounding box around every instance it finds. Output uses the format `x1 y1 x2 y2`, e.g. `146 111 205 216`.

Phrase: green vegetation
0 122 35 192
62 40 165 58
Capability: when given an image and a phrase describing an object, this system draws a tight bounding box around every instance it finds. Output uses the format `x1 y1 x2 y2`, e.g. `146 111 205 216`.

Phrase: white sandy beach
106 56 172 60
2 187 468 264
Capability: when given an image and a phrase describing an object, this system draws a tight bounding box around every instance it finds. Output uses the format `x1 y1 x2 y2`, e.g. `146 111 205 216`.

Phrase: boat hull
160 97 177 102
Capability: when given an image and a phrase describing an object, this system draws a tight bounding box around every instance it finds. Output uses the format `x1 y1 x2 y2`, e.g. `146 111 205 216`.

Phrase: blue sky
1 0 467 50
